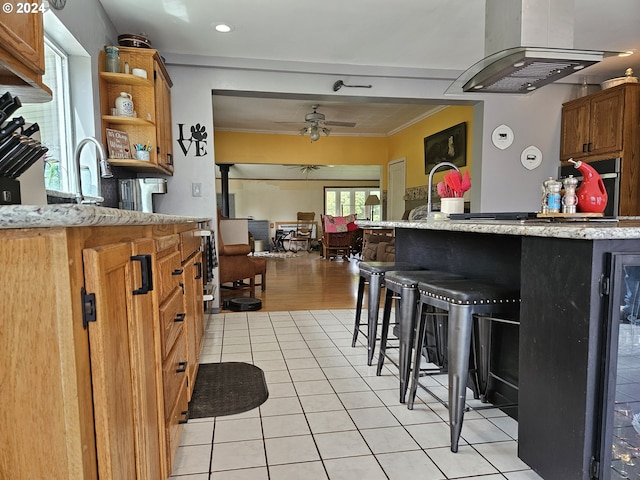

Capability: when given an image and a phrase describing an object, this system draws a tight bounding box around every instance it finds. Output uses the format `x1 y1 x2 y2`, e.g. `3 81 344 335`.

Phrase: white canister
440 197 465 215
115 92 134 117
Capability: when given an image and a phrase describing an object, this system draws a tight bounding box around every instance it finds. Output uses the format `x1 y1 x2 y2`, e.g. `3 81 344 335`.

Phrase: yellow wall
214 131 388 166
387 106 474 188
213 105 474 189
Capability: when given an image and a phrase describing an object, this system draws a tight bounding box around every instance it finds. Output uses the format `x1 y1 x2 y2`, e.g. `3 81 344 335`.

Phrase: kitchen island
357 217 640 480
0 205 210 479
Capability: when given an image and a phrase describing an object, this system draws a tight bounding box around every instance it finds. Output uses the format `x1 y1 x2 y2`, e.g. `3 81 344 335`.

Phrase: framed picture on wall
424 122 467 173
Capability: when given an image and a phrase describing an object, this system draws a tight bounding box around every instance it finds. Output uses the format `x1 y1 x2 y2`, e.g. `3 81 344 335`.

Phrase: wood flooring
219 252 362 312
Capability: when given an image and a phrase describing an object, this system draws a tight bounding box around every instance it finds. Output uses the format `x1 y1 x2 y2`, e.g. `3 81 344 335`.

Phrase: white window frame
324 187 381 221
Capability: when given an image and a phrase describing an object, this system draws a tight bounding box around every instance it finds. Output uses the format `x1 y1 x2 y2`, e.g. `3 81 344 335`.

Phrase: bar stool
375 270 465 403
409 277 520 453
352 262 422 366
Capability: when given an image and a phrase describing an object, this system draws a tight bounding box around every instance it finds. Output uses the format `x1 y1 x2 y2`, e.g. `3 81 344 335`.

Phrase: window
324 187 381 221
19 37 74 193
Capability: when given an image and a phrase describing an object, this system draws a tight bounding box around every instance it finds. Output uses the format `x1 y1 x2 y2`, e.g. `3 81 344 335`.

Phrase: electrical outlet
192 182 202 197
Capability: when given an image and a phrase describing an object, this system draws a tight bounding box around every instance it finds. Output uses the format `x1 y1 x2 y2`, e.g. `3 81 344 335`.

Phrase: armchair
216 210 266 297
320 214 357 260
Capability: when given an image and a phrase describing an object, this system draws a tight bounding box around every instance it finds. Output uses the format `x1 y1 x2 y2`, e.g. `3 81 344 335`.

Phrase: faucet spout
74 137 112 205
426 161 460 214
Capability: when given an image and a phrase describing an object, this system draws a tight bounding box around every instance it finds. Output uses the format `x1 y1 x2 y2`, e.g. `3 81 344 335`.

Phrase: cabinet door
560 98 591 160
589 88 625 157
183 251 204 397
601 253 640 479
154 66 174 174
0 1 44 74
83 241 162 480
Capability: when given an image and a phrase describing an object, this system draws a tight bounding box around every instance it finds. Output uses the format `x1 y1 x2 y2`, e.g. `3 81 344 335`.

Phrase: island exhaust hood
447 0 608 94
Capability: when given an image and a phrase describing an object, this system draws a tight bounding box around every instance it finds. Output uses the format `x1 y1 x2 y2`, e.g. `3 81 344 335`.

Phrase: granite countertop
356 217 640 240
0 205 209 230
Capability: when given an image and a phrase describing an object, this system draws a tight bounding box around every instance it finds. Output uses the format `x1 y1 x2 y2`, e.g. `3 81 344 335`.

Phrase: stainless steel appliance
118 178 167 212
559 158 621 217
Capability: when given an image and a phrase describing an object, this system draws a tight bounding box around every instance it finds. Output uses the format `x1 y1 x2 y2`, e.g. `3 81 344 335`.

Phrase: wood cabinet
99 47 173 175
560 83 639 162
0 1 51 102
0 221 206 479
560 83 640 216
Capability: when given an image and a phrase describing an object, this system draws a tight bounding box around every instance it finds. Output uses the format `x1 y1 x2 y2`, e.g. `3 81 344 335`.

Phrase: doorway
388 158 406 220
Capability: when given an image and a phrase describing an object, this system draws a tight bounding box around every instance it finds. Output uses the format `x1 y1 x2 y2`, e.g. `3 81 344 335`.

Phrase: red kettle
568 158 608 213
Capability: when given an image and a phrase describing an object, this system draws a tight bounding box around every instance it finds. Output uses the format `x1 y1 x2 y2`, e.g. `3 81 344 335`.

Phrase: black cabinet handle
195 261 202 280
172 268 183 276
176 361 188 373
174 312 186 323
167 153 174 166
587 142 593 152
583 143 588 153
131 254 153 295
178 410 189 424
179 282 185 294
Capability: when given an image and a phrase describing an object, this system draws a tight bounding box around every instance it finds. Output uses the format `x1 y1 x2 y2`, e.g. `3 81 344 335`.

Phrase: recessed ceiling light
619 50 634 57
214 23 233 33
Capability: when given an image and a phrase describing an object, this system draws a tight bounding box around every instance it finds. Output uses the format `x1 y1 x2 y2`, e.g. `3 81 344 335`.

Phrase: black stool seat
377 270 465 404
359 261 420 275
411 277 520 453
419 280 520 306
353 262 423 365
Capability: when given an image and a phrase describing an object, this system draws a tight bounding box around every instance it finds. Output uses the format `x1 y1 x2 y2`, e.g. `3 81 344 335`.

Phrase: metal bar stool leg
366 273 384 365
376 288 394 376
398 285 418 404
448 304 474 453
352 274 366 347
408 301 428 410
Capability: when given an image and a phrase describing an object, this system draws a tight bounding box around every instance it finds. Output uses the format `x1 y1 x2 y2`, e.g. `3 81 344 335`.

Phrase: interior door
388 158 406 220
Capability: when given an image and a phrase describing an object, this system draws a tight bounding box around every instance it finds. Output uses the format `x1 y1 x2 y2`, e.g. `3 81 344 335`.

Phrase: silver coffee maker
118 178 167 212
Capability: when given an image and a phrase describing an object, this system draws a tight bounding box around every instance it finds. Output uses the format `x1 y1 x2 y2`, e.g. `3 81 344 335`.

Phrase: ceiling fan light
310 127 320 141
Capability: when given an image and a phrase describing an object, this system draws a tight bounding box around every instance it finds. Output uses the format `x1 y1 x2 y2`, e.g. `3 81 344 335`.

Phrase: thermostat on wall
491 124 514 150
521 146 542 170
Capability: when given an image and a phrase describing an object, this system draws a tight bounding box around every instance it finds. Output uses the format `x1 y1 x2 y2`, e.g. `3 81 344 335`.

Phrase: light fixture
301 122 330 142
214 23 233 33
365 194 381 220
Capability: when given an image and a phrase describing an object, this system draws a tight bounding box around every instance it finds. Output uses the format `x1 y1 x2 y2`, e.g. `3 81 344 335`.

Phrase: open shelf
102 115 155 126
99 71 152 87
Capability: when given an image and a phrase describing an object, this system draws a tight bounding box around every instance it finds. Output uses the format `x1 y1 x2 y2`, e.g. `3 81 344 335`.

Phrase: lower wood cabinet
0 222 206 479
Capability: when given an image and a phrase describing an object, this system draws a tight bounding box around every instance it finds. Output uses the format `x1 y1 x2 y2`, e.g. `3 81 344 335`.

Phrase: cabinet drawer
157 249 182 300
180 230 201 262
166 378 188 473
160 287 185 357
163 330 187 419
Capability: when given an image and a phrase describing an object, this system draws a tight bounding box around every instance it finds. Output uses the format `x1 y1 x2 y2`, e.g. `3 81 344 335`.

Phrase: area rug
188 362 269 418
251 251 303 259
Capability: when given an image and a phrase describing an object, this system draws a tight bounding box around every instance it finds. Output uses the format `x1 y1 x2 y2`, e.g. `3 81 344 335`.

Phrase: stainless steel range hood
457 46 604 94
447 0 608 94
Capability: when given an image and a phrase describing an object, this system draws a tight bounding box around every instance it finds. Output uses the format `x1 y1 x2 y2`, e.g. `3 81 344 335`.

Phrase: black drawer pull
195 261 202 280
131 254 153 295
178 410 189 424
176 361 188 373
583 143 588 153
174 312 186 323
172 268 184 276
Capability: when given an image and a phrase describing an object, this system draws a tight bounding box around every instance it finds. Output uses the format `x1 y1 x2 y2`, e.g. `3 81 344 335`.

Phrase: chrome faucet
426 161 460 215
73 137 112 204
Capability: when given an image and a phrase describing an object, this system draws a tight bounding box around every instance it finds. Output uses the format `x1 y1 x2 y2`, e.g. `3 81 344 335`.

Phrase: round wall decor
491 124 514 150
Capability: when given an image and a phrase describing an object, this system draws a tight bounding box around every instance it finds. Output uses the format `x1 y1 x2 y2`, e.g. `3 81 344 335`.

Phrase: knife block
0 177 21 204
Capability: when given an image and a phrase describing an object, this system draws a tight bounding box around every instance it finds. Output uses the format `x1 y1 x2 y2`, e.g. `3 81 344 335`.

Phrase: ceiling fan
278 104 357 142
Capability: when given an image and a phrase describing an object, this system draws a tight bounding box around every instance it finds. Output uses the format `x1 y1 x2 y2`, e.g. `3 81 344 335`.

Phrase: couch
361 233 395 262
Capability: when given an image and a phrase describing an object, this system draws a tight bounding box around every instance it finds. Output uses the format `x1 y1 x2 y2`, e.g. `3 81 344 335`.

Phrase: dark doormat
188 362 269 419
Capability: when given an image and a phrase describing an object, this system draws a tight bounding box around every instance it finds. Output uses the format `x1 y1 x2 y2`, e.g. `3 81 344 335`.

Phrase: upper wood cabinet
99 46 173 175
560 83 639 162
0 2 51 102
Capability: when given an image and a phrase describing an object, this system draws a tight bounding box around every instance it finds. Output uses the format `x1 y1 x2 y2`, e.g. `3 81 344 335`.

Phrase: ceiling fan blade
324 120 356 127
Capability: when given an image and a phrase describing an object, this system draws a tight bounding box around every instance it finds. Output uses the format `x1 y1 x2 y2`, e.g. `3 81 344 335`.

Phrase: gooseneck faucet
426 161 460 215
73 137 113 205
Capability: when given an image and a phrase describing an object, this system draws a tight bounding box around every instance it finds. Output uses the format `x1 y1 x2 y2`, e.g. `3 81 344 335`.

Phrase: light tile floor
170 309 543 480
